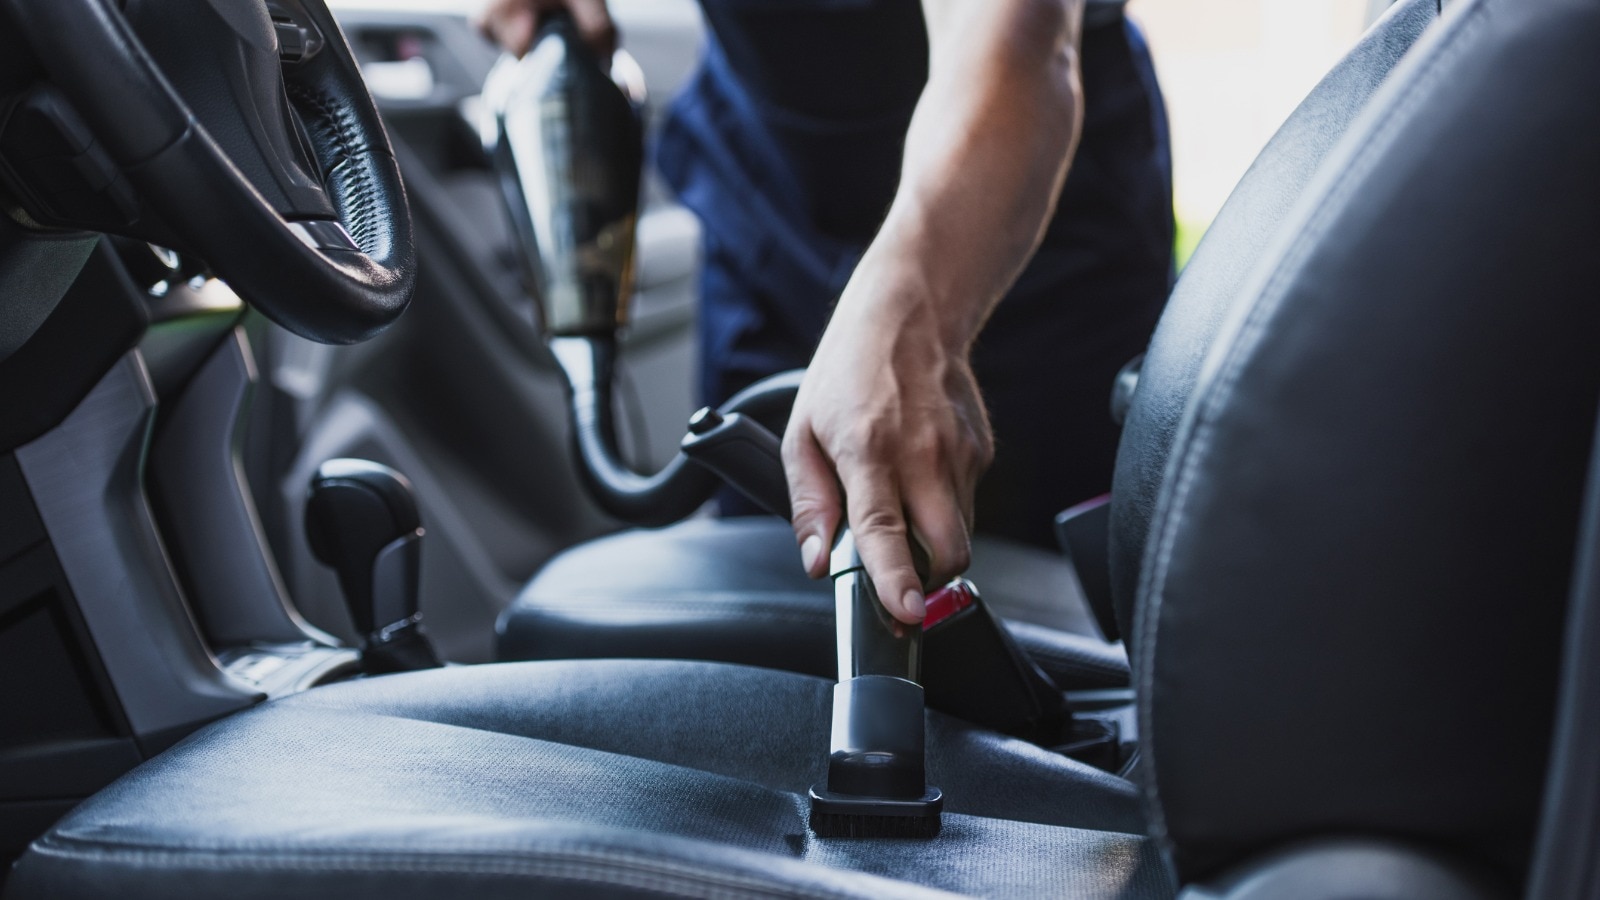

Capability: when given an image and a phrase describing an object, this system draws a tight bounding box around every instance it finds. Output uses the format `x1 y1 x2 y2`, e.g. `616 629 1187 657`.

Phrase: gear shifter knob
305 459 441 674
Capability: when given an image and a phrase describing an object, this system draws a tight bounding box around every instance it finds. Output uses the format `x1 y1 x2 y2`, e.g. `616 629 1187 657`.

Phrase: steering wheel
0 0 413 344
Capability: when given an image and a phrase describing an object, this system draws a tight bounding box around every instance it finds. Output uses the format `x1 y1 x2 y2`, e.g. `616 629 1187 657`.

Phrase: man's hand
784 243 993 625
478 0 616 58
783 0 1084 623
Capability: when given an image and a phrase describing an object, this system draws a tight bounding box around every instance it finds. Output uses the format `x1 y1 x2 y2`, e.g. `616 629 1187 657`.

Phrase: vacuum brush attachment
808 530 943 838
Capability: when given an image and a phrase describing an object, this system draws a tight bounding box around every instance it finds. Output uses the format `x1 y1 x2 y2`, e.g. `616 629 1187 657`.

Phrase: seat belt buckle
920 578 1068 742
921 579 977 629
1054 494 1121 642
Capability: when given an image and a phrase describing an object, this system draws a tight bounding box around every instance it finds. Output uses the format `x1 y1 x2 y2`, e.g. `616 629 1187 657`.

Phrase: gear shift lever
305 459 441 675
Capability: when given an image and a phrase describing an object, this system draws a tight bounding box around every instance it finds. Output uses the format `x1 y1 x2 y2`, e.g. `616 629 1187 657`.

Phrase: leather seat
13 0 1600 897
496 0 1442 684
501 517 1132 687
7 661 1167 899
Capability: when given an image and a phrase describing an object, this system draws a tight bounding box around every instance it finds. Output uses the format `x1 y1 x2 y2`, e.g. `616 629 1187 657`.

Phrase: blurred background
340 0 1395 263
282 0 1402 655
1135 0 1391 263
340 0 1388 262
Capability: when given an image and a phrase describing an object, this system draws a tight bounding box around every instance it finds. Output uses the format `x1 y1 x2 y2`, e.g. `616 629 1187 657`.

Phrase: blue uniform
656 0 1173 548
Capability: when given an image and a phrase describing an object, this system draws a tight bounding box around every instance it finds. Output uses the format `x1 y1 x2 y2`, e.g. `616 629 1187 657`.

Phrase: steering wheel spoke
0 0 415 344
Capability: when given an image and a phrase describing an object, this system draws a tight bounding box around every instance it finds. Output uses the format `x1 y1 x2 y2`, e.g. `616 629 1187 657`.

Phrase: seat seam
24 839 885 900
515 599 831 621
248 703 816 807
518 606 828 622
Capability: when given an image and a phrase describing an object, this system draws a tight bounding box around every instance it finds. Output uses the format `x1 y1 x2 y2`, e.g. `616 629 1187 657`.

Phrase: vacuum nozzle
809 530 942 839
807 671 944 838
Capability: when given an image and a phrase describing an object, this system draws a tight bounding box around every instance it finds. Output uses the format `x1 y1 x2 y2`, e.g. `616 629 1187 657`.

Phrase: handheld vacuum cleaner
479 11 795 525
482 14 1070 839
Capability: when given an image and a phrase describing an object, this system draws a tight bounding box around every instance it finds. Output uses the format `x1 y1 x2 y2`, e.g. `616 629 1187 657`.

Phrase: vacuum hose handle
830 529 923 682
548 335 802 525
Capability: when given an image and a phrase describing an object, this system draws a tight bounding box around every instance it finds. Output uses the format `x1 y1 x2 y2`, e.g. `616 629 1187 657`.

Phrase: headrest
1136 0 1600 884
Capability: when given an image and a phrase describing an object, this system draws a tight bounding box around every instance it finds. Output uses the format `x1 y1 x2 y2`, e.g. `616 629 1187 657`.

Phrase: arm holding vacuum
783 0 1087 624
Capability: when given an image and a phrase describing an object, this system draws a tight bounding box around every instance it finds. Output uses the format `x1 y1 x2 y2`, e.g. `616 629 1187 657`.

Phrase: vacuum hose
484 16 805 525
550 335 801 525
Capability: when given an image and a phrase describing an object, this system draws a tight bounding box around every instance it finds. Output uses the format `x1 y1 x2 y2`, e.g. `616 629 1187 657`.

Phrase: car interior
1 0 1598 896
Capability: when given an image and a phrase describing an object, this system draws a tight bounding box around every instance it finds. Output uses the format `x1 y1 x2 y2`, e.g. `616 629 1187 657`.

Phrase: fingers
783 427 842 579
478 0 536 57
839 463 925 625
477 0 617 58
786 420 970 624
567 0 620 58
903 475 972 586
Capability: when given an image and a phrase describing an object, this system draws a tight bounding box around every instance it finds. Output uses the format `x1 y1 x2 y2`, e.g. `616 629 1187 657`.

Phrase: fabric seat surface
499 518 1131 689
6 660 1172 900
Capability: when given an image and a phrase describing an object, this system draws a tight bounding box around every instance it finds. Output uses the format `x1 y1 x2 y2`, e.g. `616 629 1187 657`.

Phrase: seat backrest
1108 0 1439 639
1527 388 1600 900
1133 0 1600 886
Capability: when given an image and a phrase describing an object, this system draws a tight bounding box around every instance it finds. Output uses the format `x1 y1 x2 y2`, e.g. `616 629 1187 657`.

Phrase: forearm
785 0 1087 622
855 0 1084 352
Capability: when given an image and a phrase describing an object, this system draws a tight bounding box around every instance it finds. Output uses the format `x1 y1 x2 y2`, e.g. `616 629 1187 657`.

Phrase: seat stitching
37 708 847 892
523 602 829 619
518 596 832 621
287 85 380 254
269 703 783 773
25 840 891 900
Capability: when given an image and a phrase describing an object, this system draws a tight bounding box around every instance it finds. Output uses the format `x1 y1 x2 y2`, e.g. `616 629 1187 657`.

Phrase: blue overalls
656 0 1174 548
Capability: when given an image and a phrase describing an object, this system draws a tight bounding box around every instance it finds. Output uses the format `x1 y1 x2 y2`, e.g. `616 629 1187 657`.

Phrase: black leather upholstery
1108 0 1437 641
1183 839 1507 900
1527 364 1600 900
11 0 1597 896
5 661 1173 899
500 518 1131 689
1134 0 1600 884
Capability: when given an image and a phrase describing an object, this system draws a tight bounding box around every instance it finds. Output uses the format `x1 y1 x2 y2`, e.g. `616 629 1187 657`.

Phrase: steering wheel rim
2 0 414 344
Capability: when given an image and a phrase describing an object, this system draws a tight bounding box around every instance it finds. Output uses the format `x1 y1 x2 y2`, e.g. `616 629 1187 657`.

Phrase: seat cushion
8 660 1173 899
499 518 1130 689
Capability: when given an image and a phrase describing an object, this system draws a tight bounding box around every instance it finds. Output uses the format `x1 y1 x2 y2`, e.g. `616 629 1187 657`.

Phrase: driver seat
10 0 1600 896
495 0 1442 689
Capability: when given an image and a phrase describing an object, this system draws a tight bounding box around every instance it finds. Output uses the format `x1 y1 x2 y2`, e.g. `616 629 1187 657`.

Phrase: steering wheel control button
289 219 361 253
266 1 325 62
275 20 307 61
